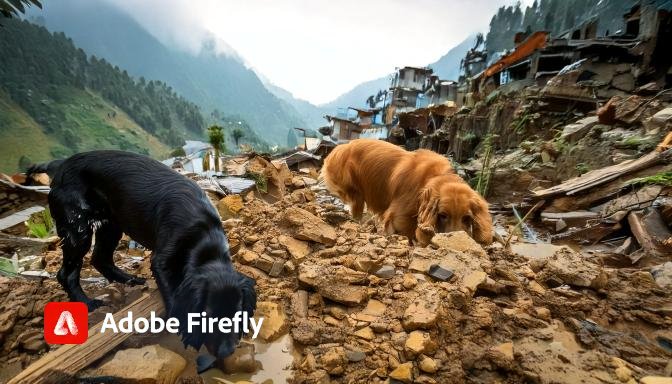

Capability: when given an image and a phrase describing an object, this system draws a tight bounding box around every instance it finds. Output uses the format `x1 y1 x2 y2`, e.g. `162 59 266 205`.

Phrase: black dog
28 150 256 358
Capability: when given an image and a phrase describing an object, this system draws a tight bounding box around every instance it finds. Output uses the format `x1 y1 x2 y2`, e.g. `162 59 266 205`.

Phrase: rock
402 274 418 289
402 290 440 330
418 356 438 374
427 264 453 282
0 309 17 334
640 377 672 384
374 264 395 279
94 345 187 384
255 302 288 342
18 329 47 353
562 115 599 143
254 253 276 273
346 349 366 362
488 342 514 369
614 366 633 382
405 331 433 356
278 235 311 262
354 326 375 340
217 194 244 219
219 343 257 374
318 283 368 307
389 362 413 384
268 260 285 277
645 107 672 131
651 262 672 290
430 231 486 257
222 218 242 231
538 248 607 289
462 271 487 294
282 207 337 245
237 249 260 265
321 347 347 376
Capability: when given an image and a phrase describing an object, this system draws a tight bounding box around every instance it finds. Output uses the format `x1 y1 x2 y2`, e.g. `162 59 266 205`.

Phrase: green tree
207 125 225 172
232 128 245 147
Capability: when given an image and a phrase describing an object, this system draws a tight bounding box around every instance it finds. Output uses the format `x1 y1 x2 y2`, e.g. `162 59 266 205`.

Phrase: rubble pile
0 152 671 384
219 166 672 383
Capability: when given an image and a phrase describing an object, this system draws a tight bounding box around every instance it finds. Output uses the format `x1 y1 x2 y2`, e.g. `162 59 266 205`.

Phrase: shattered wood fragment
8 291 163 384
550 221 621 244
0 233 59 257
628 209 672 259
595 185 662 217
534 149 672 199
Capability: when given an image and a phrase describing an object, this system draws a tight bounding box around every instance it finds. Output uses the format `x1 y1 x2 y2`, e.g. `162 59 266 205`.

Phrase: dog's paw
126 276 147 286
85 299 105 312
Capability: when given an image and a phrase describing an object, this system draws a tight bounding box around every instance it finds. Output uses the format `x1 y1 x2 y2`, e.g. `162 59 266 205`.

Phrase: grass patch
575 163 590 175
26 208 55 239
245 171 268 194
627 171 672 187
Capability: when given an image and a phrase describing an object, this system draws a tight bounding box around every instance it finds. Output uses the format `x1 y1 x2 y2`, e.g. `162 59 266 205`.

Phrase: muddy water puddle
201 334 298 384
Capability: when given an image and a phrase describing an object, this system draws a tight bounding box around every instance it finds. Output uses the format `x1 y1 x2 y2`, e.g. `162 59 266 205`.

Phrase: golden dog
321 139 492 245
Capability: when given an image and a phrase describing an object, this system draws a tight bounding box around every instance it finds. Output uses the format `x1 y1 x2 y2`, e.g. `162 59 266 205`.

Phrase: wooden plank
628 209 672 259
533 149 672 199
0 232 59 257
8 290 164 384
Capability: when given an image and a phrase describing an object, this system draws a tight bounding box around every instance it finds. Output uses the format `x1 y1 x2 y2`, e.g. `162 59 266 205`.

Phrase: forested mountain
485 0 638 59
32 0 311 145
0 18 207 171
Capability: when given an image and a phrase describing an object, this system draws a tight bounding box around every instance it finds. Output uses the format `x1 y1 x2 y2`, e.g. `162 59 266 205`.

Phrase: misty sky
105 0 526 105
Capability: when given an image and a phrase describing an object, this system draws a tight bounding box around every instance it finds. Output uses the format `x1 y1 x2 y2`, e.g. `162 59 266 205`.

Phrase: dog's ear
238 272 257 317
416 188 438 246
470 197 493 245
171 276 207 350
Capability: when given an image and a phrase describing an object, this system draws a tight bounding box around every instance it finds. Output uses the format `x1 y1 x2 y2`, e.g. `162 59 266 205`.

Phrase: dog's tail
25 159 65 180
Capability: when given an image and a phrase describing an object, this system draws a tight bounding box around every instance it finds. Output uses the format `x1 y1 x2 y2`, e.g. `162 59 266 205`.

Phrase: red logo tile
44 302 88 344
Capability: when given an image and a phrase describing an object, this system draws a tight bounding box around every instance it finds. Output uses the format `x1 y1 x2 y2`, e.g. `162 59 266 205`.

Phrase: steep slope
321 34 476 111
0 87 170 173
263 82 327 129
0 18 213 171
34 0 306 145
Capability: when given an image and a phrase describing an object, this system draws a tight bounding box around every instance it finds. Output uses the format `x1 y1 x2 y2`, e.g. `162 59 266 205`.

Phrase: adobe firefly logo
44 302 88 344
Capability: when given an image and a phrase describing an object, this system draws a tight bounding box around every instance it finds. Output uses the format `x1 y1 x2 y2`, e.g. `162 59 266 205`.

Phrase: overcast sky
106 0 526 105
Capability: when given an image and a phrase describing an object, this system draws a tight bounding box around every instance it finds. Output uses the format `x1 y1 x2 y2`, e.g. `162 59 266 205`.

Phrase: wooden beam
8 290 164 384
533 149 672 199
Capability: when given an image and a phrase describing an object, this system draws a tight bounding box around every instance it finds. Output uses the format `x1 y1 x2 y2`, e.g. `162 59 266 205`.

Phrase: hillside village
1 0 672 384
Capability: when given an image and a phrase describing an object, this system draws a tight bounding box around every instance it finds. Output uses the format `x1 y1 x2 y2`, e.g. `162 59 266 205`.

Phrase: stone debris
92 345 187 384
255 301 289 342
2 145 672 384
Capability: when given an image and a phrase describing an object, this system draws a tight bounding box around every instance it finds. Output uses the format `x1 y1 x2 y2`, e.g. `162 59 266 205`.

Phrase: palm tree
232 128 244 147
207 125 225 172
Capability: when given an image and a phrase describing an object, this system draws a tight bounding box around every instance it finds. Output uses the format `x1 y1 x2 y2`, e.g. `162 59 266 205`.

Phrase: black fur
29 150 256 358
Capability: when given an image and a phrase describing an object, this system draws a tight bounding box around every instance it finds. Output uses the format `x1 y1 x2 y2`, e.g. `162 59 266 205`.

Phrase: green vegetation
207 125 225 172
474 134 496 197
26 208 55 239
627 171 672 187
245 171 268 194
232 128 245 147
209 110 273 153
575 162 590 175
0 18 207 170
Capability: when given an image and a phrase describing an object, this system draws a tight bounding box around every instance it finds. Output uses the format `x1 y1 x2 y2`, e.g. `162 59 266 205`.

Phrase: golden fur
321 139 492 245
